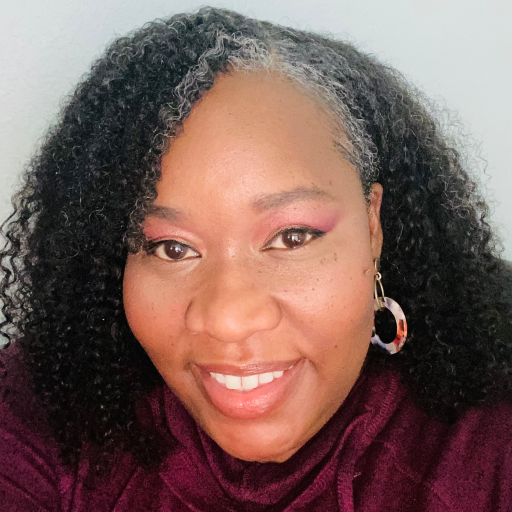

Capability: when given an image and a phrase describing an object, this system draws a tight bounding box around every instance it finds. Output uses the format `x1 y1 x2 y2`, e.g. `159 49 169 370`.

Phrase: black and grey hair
1 7 511 469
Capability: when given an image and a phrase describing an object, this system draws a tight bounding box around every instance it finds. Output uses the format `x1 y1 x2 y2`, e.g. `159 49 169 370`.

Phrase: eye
263 227 326 250
147 240 200 262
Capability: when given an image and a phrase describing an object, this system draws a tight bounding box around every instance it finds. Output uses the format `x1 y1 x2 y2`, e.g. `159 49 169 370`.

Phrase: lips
194 358 304 420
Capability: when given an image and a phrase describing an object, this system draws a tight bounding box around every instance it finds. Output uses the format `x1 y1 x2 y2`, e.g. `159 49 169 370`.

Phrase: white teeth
210 366 292 391
225 375 242 390
241 374 259 390
259 372 274 384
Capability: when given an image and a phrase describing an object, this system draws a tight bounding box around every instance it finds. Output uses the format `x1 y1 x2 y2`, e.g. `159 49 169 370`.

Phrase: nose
185 262 281 344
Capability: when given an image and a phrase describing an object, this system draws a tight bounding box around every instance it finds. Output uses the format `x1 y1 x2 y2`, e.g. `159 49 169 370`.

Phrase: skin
123 71 383 462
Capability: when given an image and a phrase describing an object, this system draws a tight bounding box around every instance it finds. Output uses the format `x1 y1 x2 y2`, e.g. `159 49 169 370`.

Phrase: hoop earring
370 258 407 354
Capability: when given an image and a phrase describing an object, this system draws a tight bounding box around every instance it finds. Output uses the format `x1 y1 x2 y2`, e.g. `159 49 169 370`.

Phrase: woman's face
123 72 383 462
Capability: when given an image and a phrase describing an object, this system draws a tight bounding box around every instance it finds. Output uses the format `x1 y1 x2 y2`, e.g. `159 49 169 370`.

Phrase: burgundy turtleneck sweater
1 343 511 511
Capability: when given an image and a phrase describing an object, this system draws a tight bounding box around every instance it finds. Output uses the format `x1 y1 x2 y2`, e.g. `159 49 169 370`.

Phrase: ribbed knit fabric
1 343 511 511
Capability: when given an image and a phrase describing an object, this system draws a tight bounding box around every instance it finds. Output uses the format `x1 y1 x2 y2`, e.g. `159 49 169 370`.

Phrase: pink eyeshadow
257 208 341 239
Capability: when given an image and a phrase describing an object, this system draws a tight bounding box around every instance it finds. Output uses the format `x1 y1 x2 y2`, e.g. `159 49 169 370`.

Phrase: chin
222 439 299 463
206 420 305 463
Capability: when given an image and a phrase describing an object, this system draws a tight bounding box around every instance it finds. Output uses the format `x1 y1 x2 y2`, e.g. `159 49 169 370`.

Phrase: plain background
0 0 511 257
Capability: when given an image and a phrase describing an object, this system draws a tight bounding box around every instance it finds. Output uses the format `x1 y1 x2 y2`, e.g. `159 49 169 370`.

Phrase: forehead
156 71 362 207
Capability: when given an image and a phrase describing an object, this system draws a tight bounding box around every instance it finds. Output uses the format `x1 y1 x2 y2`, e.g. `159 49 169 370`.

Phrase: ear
367 183 383 260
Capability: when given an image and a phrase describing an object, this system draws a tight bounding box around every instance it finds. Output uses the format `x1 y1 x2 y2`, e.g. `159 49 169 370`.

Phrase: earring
370 258 407 354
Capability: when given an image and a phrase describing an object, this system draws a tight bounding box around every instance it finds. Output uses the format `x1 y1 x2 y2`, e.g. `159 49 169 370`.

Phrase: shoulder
426 401 512 508
0 343 164 511
0 343 69 511
354 367 512 511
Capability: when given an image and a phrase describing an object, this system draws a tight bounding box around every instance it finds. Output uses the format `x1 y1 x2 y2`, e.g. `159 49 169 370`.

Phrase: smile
195 359 304 420
209 367 292 391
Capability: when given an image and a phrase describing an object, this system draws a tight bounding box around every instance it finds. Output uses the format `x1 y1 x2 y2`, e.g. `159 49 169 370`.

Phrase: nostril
185 285 282 343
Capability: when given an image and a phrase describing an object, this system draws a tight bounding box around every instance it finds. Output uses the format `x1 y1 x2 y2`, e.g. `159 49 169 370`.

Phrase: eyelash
145 240 200 262
145 227 326 262
262 226 326 251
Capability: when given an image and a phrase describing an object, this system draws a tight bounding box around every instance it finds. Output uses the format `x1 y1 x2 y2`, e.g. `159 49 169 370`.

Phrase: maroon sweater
1 343 511 511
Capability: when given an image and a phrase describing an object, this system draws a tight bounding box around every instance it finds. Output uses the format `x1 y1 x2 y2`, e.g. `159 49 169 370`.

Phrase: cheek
123 260 187 357
272 256 374 360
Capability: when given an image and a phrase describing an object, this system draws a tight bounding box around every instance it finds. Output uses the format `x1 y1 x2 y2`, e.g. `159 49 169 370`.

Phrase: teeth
241 374 259 390
209 366 292 391
214 373 226 384
259 372 274 384
225 375 241 390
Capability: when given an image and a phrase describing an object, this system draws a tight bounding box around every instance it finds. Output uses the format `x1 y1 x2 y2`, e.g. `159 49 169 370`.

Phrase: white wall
1 0 511 257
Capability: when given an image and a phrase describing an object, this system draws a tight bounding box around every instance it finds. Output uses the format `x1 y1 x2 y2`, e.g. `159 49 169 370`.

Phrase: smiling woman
1 6 512 512
123 72 381 463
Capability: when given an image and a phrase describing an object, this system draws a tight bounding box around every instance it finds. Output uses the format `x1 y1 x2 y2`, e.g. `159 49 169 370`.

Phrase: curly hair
1 7 511 470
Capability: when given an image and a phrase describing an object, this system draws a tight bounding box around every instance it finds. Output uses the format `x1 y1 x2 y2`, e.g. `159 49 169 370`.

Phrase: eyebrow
145 186 336 221
146 204 183 221
251 186 337 212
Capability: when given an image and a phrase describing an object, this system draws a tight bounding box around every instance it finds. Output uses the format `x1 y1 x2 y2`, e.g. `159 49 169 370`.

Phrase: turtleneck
146 364 404 511
2 343 512 511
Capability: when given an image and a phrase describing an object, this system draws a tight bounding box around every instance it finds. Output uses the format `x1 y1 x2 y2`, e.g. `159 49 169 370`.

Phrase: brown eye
152 240 200 262
163 242 187 259
264 227 325 251
282 230 308 248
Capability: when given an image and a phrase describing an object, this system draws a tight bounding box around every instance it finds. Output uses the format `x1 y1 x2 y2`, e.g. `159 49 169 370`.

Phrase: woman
1 7 511 511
